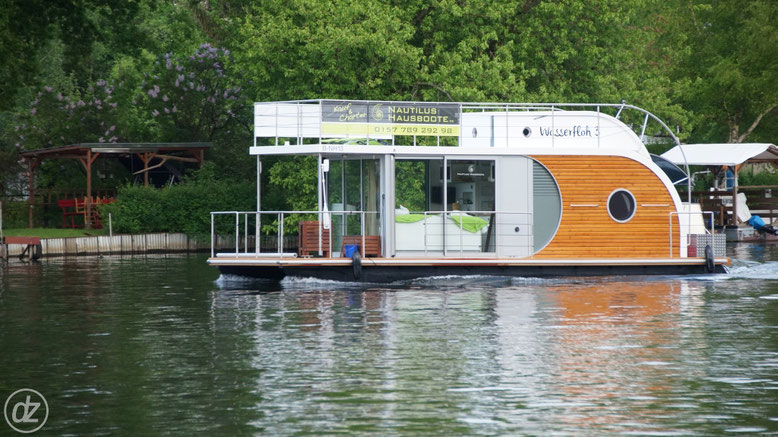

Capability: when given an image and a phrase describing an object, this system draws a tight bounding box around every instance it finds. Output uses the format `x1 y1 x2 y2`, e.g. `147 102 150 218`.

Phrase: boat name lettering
539 125 599 137
323 145 344 152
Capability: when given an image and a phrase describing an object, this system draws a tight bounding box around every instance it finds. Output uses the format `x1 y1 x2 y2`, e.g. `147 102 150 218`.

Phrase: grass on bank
1 228 110 238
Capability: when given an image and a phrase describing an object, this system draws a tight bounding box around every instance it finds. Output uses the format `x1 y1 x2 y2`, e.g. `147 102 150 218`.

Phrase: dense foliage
1 0 776 235
101 164 255 238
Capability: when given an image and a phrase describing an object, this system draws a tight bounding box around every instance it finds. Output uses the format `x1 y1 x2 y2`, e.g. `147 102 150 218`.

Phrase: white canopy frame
662 143 778 226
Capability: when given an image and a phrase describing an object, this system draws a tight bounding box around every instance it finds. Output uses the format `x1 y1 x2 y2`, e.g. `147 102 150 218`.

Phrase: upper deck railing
253 100 681 149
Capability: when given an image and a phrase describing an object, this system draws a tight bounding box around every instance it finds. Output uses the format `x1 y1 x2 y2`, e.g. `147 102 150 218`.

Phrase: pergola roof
661 143 778 167
19 142 211 228
20 142 211 159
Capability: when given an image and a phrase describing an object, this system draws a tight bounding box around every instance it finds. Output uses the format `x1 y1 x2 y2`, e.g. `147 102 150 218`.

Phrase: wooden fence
689 185 778 226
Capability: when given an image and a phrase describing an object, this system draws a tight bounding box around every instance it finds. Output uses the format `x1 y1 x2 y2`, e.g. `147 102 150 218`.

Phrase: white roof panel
661 143 778 167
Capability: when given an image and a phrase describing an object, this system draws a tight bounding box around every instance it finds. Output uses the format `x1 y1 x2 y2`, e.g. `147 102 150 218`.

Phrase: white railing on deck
210 210 379 258
669 211 717 258
211 209 535 258
254 100 680 149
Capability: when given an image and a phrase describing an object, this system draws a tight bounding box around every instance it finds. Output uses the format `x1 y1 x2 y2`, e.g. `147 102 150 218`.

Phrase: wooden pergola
20 142 211 228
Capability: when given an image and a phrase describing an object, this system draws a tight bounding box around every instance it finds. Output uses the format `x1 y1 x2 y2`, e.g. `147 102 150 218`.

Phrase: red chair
57 199 81 228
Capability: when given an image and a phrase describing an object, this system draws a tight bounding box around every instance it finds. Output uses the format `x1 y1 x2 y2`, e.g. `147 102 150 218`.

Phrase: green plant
101 165 255 238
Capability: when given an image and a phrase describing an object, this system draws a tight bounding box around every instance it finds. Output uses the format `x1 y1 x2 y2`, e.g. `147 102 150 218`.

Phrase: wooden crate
298 221 330 257
341 235 381 258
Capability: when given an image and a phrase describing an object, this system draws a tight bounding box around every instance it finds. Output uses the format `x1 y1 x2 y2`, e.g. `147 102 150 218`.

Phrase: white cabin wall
460 111 650 158
495 156 534 257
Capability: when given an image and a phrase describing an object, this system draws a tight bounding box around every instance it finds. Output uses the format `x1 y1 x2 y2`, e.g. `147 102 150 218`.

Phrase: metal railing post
210 213 214 258
459 212 465 256
551 105 555 148
328 214 333 258
423 211 428 256
639 113 649 142
278 213 283 254
505 103 509 147
597 105 601 148
361 211 366 257
255 212 260 254
235 212 239 254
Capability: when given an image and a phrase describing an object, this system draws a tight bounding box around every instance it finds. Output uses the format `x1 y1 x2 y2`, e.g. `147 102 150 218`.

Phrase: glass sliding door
394 158 495 255
395 159 440 253
327 158 381 257
446 159 495 254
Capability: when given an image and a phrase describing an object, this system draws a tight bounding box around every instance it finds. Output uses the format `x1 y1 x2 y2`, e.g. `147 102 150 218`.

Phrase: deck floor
209 255 730 267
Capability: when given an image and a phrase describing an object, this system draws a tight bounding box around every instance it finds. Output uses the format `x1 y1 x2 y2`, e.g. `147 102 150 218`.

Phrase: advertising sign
321 100 460 137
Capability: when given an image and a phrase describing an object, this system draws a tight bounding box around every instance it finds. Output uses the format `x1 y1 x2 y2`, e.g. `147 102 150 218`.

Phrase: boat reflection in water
504 279 710 433
211 275 738 435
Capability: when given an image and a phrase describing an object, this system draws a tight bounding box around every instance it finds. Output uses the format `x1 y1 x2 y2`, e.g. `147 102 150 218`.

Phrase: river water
1 246 777 436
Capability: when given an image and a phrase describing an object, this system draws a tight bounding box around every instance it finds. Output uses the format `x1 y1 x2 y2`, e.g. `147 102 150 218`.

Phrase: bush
102 166 255 239
0 200 30 228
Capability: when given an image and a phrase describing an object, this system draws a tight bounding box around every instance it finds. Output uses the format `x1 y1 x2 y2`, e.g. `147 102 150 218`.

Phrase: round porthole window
607 189 636 223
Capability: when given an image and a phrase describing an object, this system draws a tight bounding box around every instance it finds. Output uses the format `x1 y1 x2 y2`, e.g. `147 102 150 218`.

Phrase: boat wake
724 260 778 280
215 274 281 291
280 276 371 288
408 274 510 287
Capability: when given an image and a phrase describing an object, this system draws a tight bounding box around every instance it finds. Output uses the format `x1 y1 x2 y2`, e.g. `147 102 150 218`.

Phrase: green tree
667 0 778 143
234 0 421 100
396 0 525 101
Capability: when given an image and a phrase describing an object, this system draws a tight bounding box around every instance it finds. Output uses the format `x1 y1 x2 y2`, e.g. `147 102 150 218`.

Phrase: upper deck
251 100 680 157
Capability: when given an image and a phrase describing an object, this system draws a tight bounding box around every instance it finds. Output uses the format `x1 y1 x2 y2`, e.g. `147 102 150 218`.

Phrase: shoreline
1 232 236 259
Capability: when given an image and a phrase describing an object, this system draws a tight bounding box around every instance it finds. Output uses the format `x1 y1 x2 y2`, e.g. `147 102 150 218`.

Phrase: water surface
1 247 777 435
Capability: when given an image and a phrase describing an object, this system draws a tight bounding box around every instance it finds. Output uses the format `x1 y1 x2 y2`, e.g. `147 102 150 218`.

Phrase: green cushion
450 214 489 233
395 214 427 223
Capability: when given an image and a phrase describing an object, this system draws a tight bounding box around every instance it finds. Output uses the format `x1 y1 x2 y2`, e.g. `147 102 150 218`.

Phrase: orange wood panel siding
532 155 681 258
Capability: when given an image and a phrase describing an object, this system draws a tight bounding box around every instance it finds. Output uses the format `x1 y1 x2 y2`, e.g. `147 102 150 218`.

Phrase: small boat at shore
208 100 729 282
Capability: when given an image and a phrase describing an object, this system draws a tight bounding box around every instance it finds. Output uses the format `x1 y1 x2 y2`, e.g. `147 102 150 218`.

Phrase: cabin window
608 189 636 223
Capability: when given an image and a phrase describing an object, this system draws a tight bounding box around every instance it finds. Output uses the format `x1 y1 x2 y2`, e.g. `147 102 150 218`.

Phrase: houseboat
208 100 729 282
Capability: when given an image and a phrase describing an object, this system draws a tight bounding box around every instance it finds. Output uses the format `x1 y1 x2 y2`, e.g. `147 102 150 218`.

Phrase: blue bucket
344 244 359 258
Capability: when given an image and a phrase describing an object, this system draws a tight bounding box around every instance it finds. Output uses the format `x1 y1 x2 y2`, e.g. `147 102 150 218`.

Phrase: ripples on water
1 249 777 435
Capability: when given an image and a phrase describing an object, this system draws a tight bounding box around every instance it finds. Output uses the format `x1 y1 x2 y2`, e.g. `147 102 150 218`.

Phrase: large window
395 159 495 253
447 160 495 212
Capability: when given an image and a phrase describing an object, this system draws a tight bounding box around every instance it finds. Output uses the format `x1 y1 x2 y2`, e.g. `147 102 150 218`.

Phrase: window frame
607 189 637 223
